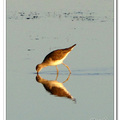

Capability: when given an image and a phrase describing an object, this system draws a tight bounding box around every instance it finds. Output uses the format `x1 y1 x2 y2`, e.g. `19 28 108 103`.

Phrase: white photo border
0 0 118 120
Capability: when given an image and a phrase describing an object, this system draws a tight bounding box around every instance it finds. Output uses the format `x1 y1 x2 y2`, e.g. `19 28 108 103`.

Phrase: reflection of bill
36 74 76 103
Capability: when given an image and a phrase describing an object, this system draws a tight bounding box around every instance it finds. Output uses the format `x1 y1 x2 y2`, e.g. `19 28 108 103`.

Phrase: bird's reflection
36 73 76 103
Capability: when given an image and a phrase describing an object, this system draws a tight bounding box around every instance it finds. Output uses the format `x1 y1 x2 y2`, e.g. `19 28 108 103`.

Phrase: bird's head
36 74 42 82
36 64 42 74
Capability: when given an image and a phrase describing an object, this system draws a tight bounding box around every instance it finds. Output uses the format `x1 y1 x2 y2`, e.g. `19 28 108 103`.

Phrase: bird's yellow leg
55 66 59 80
55 72 59 81
56 66 59 73
62 73 71 83
62 63 71 74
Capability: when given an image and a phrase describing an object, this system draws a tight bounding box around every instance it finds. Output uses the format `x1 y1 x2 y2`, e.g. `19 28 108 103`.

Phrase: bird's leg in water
62 63 71 74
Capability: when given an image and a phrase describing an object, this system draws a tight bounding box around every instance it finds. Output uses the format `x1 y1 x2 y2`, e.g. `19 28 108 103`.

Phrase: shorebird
36 44 76 74
36 74 76 103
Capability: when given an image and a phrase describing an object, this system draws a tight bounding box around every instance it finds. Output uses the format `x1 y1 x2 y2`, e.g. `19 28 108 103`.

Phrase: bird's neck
39 79 48 84
37 75 48 84
40 62 48 68
39 62 47 69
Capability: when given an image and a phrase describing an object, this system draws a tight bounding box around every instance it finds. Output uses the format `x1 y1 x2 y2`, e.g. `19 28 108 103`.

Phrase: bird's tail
70 44 76 48
64 44 76 51
72 97 76 104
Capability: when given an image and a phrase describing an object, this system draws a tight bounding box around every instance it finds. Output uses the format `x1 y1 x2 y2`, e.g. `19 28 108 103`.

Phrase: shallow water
7 1 114 120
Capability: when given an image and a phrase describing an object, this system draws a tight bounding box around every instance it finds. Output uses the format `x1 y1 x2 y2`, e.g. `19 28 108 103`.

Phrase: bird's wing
43 49 70 61
43 83 72 98
43 44 76 62
51 87 72 98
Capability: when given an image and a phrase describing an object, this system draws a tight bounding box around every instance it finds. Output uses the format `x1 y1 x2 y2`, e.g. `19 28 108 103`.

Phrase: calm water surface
7 1 113 120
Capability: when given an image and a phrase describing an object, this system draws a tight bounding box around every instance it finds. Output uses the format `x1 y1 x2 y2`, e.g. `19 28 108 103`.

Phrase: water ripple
36 68 113 76
7 10 112 22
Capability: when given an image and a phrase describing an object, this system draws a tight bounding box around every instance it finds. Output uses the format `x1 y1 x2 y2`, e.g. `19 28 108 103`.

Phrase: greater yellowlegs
36 74 76 103
36 44 76 74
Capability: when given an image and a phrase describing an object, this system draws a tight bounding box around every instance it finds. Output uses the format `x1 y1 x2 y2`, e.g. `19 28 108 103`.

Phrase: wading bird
36 74 76 103
36 44 76 74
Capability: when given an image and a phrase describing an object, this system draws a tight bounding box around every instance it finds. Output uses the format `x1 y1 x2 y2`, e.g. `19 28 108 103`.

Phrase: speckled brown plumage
36 44 76 74
43 44 76 62
36 74 76 103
